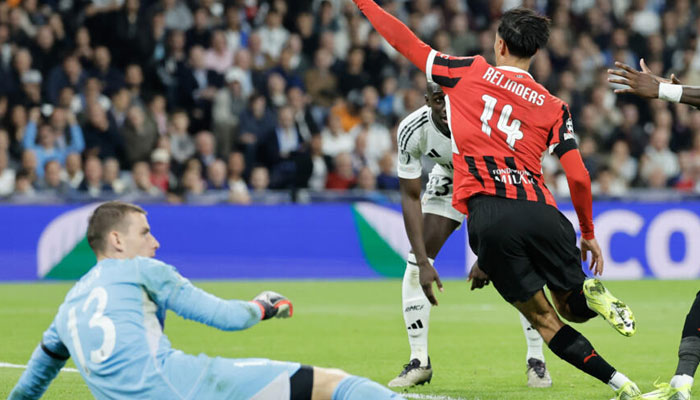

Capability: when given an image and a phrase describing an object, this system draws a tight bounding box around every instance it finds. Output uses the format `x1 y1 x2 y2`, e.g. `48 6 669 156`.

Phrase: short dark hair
497 8 550 59
87 201 146 253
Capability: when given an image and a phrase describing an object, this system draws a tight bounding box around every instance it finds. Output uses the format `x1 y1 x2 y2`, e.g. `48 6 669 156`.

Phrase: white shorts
421 165 465 224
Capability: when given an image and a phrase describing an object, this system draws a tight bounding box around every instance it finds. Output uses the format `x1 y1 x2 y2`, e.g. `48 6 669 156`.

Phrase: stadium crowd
0 0 698 204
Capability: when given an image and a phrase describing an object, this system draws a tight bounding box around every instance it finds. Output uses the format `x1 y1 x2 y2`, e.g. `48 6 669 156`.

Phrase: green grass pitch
0 279 697 399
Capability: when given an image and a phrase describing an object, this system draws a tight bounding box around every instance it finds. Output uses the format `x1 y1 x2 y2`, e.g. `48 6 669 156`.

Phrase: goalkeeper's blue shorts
163 351 302 399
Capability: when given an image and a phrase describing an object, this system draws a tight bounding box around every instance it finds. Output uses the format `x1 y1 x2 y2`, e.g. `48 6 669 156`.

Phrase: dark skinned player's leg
422 213 460 259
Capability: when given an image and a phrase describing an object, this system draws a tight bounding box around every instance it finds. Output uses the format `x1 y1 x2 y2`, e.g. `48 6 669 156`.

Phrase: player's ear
108 230 123 252
424 94 429 105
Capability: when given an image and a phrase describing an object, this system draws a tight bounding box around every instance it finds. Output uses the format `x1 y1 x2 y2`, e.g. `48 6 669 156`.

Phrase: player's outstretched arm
352 0 433 72
9 322 70 400
140 259 288 331
400 177 443 305
608 59 700 108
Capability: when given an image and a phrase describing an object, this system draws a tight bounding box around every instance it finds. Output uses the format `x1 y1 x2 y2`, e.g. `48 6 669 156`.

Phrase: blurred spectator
307 134 331 190
321 113 353 157
180 167 205 197
288 87 318 138
162 0 194 31
36 159 70 196
640 127 680 186
168 110 195 168
376 152 399 190
212 70 248 158
592 166 627 197
11 169 37 201
123 105 158 168
150 148 173 193
145 94 168 136
77 156 105 197
258 105 310 188
338 47 370 96
193 130 216 169
62 153 83 189
206 158 228 190
349 107 391 174
176 45 222 130
103 158 127 194
355 166 377 191
608 140 638 186
113 0 148 68
82 101 123 162
223 6 248 55
326 152 355 190
0 150 16 196
249 165 270 193
256 10 289 60
672 151 700 192
91 46 124 96
130 161 162 197
186 7 212 50
305 48 338 108
46 55 86 105
227 151 248 195
22 108 84 177
204 30 233 74
108 88 131 130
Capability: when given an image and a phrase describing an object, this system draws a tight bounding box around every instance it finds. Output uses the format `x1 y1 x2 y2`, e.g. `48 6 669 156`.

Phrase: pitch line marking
0 361 79 373
403 394 467 400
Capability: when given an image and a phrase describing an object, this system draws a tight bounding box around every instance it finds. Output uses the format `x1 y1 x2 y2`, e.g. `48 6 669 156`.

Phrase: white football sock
519 312 545 363
402 253 431 366
608 371 631 391
671 374 694 389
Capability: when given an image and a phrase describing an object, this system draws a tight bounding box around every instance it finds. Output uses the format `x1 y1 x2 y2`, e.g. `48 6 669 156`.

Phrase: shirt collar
496 65 533 78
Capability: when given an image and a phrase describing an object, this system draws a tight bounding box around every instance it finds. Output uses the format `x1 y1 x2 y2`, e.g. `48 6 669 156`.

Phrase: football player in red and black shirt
352 2 641 398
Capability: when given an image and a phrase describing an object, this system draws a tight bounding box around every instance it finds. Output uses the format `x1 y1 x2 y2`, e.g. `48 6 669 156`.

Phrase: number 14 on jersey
480 94 523 150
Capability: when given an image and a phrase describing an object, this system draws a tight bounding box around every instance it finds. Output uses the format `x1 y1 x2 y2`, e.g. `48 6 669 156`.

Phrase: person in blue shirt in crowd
9 201 404 400
21 107 84 179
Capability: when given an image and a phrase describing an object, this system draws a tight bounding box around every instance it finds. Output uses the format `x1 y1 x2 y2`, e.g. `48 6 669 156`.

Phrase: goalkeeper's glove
251 291 293 320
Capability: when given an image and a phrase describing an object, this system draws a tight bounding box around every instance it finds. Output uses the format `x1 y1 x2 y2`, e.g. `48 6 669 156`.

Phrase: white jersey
397 105 465 223
397 105 454 179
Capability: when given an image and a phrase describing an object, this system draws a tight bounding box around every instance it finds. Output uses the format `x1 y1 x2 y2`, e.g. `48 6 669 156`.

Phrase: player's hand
252 291 293 320
608 60 660 98
580 238 604 276
418 262 443 306
639 58 681 84
467 261 490 290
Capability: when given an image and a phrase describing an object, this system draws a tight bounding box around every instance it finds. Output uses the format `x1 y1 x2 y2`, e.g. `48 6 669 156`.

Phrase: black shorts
467 195 586 303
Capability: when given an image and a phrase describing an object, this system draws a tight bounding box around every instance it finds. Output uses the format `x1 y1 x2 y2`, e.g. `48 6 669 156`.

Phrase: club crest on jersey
399 151 411 165
564 117 575 140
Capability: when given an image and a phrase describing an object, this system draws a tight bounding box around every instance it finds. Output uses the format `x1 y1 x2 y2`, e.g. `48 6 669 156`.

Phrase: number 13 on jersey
480 94 523 150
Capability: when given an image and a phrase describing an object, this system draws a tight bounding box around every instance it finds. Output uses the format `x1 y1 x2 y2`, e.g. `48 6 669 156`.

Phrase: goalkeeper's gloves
251 291 293 320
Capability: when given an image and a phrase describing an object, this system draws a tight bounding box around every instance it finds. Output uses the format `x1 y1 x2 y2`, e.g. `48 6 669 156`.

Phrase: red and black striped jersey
352 0 594 238
426 53 576 214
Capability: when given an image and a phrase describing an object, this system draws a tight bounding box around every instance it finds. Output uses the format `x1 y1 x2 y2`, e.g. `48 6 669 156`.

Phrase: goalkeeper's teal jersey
10 257 264 399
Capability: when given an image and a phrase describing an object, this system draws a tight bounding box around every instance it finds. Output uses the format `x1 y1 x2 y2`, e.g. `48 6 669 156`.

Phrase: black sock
677 292 700 377
548 325 616 383
566 287 598 320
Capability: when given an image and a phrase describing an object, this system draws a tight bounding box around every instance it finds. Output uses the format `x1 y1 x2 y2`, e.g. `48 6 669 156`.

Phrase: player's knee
311 367 350 399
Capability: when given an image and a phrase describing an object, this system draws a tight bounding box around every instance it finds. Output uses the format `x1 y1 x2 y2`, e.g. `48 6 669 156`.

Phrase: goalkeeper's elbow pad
252 291 293 320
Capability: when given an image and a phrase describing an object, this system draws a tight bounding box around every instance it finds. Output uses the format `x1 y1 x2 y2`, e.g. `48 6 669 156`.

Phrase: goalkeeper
9 201 404 400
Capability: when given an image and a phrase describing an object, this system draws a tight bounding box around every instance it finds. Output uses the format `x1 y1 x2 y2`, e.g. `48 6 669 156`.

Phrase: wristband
659 83 683 103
